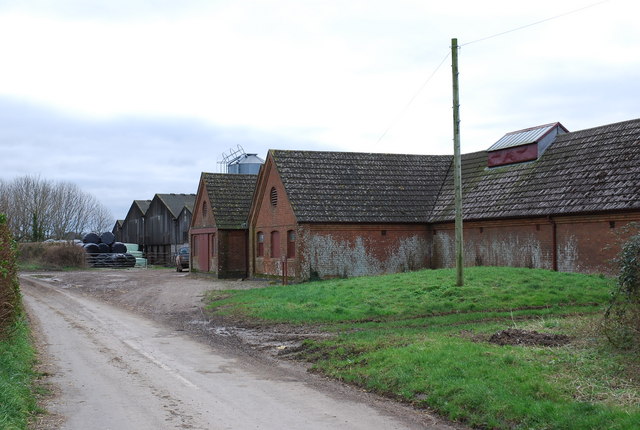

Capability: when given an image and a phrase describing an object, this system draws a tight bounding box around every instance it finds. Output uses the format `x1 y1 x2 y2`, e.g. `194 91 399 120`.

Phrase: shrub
0 214 21 335
604 229 640 350
18 242 87 270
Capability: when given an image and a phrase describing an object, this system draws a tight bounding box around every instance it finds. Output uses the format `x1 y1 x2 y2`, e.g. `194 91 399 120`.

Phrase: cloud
0 97 321 218
1 0 639 220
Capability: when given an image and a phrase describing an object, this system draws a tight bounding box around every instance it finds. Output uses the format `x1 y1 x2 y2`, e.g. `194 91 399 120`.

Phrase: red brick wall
249 158 432 281
252 158 299 279
301 224 430 279
432 213 640 274
191 181 215 228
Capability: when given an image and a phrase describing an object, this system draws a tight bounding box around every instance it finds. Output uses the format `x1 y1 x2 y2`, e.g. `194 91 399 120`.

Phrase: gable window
257 232 264 257
270 187 278 207
271 230 280 258
202 201 208 218
287 230 296 258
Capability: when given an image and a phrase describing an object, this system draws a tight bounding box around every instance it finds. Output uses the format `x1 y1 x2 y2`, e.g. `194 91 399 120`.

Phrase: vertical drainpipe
549 216 558 271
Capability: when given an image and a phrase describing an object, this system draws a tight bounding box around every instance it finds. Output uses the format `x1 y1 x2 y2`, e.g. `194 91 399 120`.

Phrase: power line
375 0 611 144
461 0 611 47
376 51 450 144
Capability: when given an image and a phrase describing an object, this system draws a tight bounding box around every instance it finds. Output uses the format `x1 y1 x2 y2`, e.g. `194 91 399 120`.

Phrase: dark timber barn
144 193 195 265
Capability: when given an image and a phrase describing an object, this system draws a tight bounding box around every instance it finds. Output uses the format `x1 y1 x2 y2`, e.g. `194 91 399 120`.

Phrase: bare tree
0 175 114 241
86 194 115 235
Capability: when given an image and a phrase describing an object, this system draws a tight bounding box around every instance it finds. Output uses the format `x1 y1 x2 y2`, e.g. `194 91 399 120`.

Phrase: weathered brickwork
189 173 256 278
245 119 640 281
251 158 299 279
301 225 429 279
432 214 640 274
432 219 553 270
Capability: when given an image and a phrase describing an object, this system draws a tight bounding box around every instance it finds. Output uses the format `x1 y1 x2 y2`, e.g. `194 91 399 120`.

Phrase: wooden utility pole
451 38 464 286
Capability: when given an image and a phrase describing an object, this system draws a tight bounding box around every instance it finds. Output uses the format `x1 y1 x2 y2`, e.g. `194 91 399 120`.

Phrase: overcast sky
1 0 638 221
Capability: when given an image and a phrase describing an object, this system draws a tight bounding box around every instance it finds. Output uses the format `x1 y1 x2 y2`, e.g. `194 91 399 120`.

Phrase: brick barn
248 118 640 281
190 173 257 278
431 118 640 274
248 150 451 280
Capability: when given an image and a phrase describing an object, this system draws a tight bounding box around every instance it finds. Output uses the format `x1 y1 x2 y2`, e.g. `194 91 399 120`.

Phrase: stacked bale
82 232 137 268
123 243 147 268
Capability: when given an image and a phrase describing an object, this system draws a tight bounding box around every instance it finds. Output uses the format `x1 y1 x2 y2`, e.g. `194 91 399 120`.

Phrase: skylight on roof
488 123 567 152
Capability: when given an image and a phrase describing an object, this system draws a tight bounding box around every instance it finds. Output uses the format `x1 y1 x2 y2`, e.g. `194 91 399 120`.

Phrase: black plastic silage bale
98 243 110 253
83 233 100 244
111 242 127 253
83 243 100 254
100 231 116 246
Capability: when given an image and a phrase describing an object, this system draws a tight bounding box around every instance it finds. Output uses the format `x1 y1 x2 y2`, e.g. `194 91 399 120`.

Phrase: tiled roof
156 194 196 219
203 173 257 229
271 150 452 223
431 118 640 222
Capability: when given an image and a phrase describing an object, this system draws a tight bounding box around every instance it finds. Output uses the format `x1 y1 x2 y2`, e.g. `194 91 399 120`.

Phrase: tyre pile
82 232 137 268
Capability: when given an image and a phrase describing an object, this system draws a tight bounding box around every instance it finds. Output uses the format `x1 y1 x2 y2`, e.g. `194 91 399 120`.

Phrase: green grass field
0 319 39 430
207 267 640 429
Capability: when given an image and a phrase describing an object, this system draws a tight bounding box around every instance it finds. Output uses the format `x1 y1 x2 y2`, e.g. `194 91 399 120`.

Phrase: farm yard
15 265 640 430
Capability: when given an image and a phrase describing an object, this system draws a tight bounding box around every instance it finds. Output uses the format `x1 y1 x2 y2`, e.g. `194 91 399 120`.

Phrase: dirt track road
21 271 460 430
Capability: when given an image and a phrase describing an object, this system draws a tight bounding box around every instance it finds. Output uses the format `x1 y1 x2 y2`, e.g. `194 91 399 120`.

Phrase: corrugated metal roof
488 123 563 151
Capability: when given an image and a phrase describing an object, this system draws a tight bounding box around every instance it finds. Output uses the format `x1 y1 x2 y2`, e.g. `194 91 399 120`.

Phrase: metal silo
219 145 264 175
228 153 264 174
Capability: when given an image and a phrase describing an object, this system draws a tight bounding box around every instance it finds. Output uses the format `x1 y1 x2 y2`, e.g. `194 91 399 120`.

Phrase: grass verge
0 318 39 430
207 267 640 429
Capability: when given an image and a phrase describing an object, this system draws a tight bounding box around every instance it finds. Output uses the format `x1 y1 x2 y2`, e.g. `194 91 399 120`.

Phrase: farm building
111 219 124 242
248 150 451 280
121 199 151 248
431 118 640 274
144 193 195 265
248 117 640 281
190 173 258 278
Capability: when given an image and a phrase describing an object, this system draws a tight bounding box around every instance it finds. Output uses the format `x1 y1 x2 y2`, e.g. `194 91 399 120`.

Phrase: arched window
256 232 264 257
271 231 280 258
287 230 296 258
